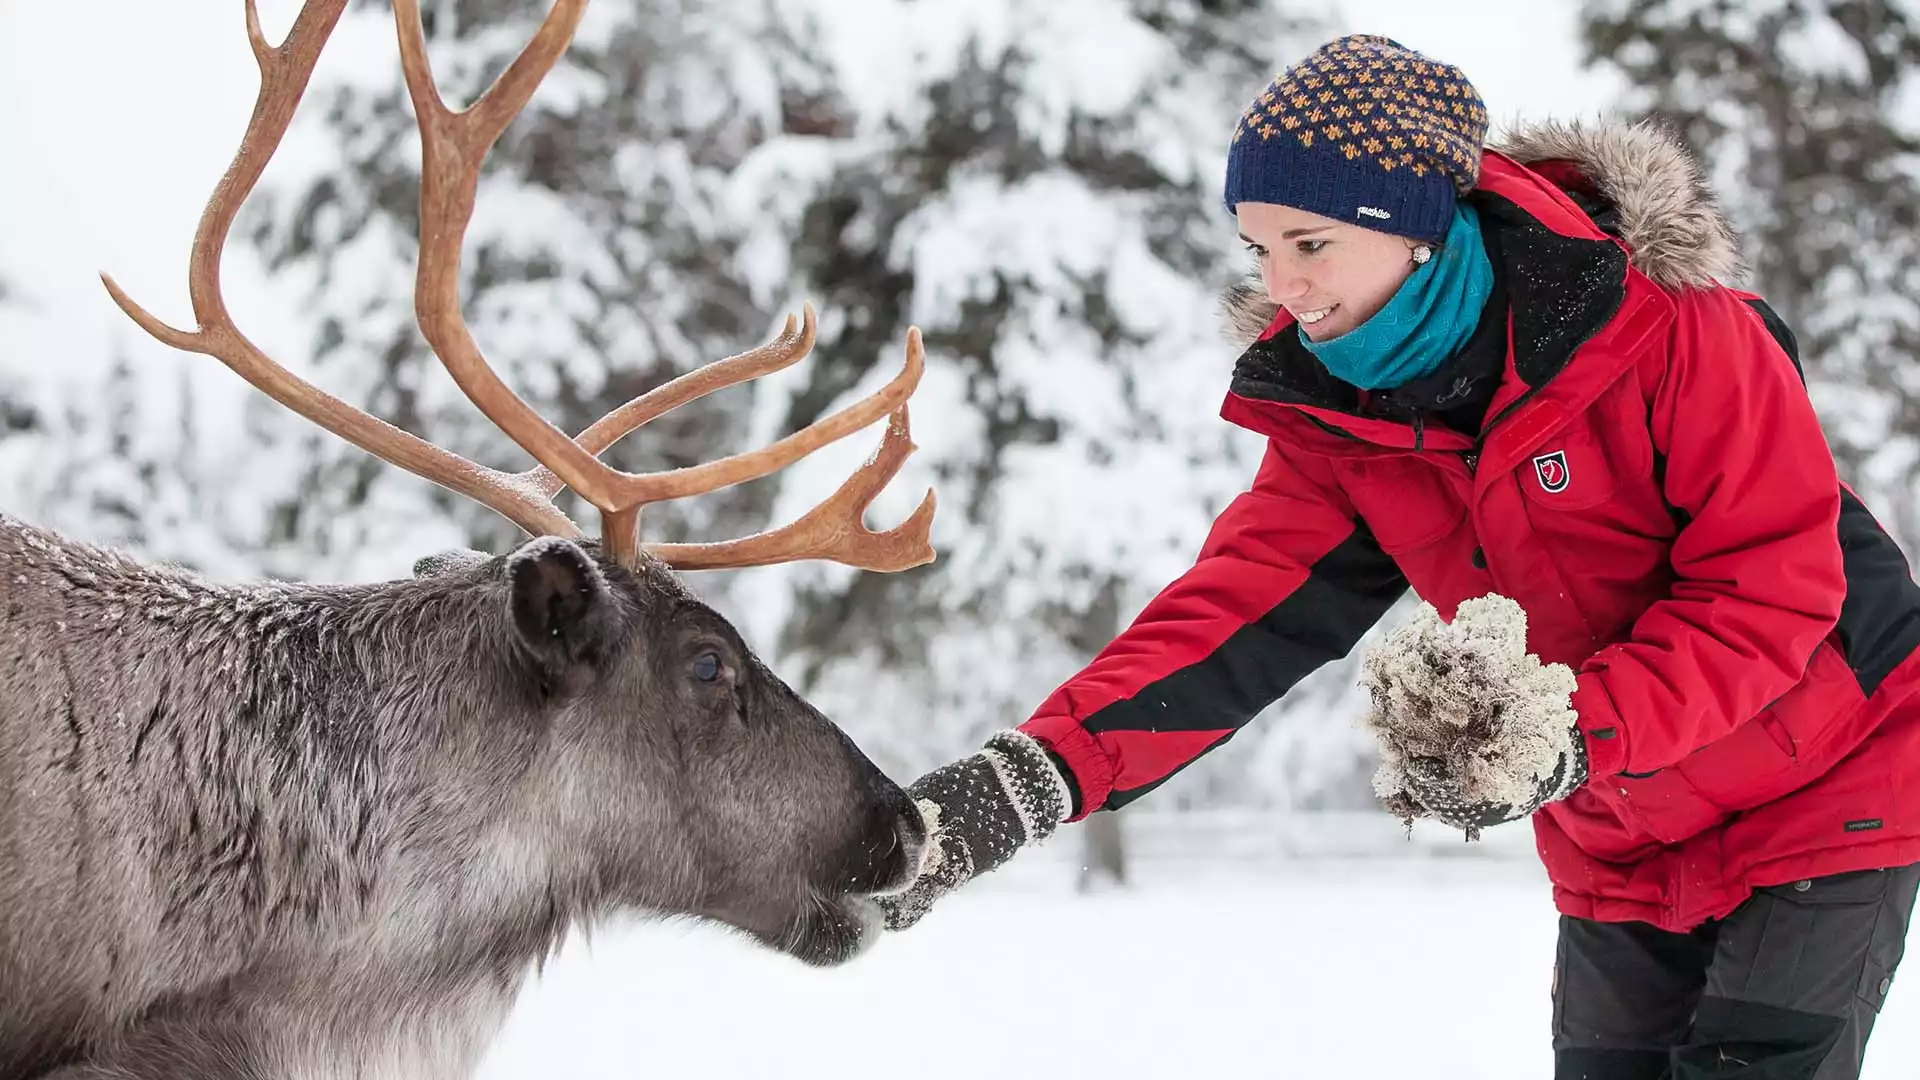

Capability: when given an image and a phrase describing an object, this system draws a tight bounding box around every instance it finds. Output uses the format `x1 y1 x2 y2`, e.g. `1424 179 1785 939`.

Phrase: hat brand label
1357 206 1393 220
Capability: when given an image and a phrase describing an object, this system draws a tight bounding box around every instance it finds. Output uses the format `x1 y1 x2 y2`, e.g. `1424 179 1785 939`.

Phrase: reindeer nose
892 785 928 850
844 781 926 896
869 806 927 896
889 796 929 885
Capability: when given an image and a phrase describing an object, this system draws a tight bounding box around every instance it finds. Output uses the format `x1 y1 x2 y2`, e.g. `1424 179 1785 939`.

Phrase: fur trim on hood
1220 118 1745 346
1492 118 1743 289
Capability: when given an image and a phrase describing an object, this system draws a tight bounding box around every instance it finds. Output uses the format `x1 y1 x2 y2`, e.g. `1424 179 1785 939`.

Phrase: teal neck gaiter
1298 204 1494 391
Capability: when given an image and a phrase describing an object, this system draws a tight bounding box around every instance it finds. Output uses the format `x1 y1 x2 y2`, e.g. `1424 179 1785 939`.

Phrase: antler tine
520 306 819 502
101 0 579 543
595 325 928 567
392 0 625 510
393 0 940 573
646 404 936 572
613 328 925 505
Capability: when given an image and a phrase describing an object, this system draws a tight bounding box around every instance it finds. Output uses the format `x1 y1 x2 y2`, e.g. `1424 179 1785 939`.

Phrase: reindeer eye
691 651 723 683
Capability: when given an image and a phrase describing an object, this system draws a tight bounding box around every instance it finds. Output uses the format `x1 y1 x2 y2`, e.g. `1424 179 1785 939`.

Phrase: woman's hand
1360 593 1586 839
876 731 1074 931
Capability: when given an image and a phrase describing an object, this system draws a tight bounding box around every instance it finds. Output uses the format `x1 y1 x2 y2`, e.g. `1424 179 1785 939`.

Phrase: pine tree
1582 0 1920 545
0 330 250 577
758 0 1378 809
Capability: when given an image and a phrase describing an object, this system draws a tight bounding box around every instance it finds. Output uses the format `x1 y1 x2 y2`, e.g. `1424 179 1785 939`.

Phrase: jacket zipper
1450 381 1549 478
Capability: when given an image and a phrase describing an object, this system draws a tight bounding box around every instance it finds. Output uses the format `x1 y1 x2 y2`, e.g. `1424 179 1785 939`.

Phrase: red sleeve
1019 439 1407 818
1571 289 1845 777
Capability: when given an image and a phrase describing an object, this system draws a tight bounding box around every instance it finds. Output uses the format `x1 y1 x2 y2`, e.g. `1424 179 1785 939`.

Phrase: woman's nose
1265 269 1309 305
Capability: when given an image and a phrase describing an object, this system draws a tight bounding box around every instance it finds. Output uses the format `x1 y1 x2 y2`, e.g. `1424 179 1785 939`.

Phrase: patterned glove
876 730 1074 931
1394 738 1587 837
1360 593 1586 840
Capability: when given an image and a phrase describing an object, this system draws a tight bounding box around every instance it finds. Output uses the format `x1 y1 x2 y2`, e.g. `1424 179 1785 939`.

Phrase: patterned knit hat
1223 34 1488 244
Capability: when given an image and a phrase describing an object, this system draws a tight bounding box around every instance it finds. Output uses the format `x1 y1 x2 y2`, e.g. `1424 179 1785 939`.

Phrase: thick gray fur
0 518 922 1079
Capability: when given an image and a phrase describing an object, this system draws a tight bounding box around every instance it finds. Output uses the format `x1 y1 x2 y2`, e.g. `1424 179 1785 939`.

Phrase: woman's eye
691 651 723 683
1244 242 1268 259
1297 239 1328 255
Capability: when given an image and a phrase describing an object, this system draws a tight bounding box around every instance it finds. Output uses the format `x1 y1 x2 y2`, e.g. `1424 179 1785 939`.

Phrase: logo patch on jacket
1532 450 1570 494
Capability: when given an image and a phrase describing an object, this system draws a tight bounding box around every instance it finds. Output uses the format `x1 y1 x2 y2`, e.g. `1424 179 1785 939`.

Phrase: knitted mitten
877 730 1074 931
1360 593 1586 839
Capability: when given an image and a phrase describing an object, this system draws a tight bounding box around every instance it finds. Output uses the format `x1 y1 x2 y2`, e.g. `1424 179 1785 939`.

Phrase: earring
1411 245 1434 266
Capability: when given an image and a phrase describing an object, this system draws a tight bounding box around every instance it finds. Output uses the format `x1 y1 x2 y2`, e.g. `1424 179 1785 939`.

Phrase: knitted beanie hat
1223 34 1489 243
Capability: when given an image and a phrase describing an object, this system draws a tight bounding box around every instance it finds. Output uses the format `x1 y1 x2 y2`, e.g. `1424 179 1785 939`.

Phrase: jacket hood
1221 118 1745 347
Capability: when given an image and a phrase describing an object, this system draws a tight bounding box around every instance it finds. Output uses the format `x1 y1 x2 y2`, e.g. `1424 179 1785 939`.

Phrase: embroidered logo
1356 206 1393 220
1532 450 1570 494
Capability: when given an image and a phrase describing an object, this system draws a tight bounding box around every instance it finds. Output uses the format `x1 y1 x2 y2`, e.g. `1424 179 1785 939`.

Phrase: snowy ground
477 815 1920 1079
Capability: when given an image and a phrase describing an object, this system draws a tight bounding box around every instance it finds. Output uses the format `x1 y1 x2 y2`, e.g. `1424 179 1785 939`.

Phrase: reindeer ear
506 537 619 668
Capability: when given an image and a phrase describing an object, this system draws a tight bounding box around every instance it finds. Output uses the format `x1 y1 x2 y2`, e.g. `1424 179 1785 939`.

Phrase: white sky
1 2 290 407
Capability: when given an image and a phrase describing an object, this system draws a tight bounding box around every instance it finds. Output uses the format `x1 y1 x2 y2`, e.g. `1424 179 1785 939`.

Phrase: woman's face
1236 201 1421 342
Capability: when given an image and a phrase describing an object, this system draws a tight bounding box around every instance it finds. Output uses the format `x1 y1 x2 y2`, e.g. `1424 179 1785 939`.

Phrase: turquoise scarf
1299 204 1494 390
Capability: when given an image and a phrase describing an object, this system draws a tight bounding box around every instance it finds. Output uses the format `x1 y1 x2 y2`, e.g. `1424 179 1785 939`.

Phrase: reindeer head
401 537 924 966
103 0 936 967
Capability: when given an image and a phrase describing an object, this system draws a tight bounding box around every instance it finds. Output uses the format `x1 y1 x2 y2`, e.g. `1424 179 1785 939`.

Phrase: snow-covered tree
752 0 1396 811
1582 0 1920 548
0 269 247 574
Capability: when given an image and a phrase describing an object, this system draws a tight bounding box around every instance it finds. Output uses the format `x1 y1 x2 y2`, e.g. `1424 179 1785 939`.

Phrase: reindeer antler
103 0 935 574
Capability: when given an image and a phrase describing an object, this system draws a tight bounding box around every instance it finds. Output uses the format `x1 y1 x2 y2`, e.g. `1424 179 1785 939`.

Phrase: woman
878 33 1920 1080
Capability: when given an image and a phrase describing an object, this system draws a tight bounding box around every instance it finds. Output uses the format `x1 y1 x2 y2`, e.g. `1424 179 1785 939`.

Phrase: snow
474 824 1920 1078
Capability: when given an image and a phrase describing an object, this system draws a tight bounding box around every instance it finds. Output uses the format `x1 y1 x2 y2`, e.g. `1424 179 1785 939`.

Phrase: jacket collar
1222 147 1676 458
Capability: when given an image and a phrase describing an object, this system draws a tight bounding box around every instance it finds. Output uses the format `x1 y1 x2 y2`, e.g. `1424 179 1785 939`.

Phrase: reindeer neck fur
0 516 585 1078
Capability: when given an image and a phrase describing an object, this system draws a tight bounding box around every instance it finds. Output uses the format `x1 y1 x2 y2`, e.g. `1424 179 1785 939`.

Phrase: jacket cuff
1017 712 1115 821
1570 672 1629 779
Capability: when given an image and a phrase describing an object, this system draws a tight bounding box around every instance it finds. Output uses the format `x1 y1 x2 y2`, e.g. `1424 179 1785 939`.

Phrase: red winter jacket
1019 122 1920 932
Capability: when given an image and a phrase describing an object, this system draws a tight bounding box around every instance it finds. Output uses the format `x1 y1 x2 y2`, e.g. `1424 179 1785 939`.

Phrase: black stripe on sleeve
1087 523 1407 808
1834 489 1920 697
1744 296 1920 697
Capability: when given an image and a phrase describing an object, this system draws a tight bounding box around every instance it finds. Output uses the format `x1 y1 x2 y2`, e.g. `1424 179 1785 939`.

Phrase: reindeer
0 1 940 1076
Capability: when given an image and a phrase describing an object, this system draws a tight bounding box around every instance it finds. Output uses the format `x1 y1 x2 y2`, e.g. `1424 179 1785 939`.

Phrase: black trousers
1552 864 1920 1079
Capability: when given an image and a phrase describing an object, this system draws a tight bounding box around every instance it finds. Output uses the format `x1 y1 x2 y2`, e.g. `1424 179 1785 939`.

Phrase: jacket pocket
1594 766 1727 846
1332 456 1466 554
1677 638 1865 813
1753 639 1866 761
